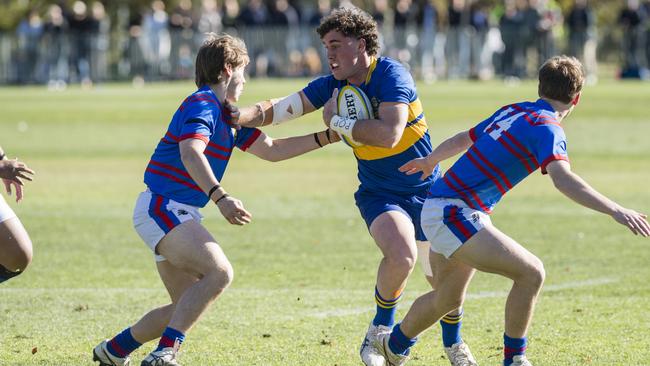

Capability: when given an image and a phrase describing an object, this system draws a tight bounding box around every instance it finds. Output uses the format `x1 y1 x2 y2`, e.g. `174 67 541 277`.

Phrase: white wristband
330 115 359 144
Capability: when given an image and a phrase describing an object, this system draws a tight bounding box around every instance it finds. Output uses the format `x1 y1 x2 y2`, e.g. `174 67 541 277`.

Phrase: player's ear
357 37 366 54
222 64 233 81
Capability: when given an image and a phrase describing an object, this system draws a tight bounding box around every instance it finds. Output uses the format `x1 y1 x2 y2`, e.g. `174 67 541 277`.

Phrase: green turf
0 79 648 365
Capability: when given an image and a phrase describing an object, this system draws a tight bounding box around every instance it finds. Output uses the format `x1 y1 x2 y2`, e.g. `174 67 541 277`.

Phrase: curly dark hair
316 7 380 57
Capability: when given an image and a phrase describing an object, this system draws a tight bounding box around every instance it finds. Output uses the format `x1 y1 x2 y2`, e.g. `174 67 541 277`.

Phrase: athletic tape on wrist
330 115 359 144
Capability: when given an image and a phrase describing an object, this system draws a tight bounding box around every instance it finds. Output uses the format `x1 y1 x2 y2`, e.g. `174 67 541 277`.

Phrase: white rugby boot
140 347 180 366
444 341 478 366
372 332 410 366
510 355 533 366
93 340 131 366
360 322 392 366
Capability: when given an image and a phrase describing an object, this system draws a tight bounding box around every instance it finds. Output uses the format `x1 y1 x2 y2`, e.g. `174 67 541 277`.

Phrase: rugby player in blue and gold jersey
92 33 339 366
236 7 476 366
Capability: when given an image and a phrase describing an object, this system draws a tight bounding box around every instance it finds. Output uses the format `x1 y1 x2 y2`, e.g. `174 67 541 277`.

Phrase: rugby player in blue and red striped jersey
374 56 650 366
92 33 338 366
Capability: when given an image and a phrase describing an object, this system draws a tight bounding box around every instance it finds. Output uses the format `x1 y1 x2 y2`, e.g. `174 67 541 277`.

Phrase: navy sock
156 327 185 352
503 333 527 366
0 264 21 284
106 328 142 358
387 323 417 356
439 311 463 347
372 286 402 327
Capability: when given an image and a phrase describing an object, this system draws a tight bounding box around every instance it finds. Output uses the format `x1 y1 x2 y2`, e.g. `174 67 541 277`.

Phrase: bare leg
156 220 234 334
129 261 199 343
370 211 418 301
0 217 32 272
399 254 475 338
453 225 545 338
417 240 463 318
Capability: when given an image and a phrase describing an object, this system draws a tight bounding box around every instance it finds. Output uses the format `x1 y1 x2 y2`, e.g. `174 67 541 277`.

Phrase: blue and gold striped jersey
303 56 438 194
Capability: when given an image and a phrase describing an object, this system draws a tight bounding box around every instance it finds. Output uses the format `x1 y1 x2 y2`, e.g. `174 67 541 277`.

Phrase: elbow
551 175 571 193
378 130 403 149
264 154 283 162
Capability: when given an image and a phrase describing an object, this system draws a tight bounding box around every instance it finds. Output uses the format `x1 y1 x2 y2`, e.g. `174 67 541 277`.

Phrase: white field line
306 277 618 319
0 277 617 320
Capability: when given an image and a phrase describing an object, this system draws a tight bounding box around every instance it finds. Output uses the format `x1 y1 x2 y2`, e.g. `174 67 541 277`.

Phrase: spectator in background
500 0 525 80
90 2 110 83
168 0 193 79
644 0 650 71
394 0 418 67
420 0 439 82
15 9 43 84
198 0 223 36
534 0 563 70
566 0 597 83
619 0 646 74
239 0 270 76
125 8 148 84
447 0 471 79
372 0 388 27
470 1 490 79
310 0 331 26
221 0 241 32
269 0 301 76
43 4 68 89
67 1 94 87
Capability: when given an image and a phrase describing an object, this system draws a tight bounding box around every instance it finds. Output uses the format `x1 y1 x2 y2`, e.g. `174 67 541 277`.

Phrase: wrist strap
313 132 323 148
208 184 221 200
215 193 230 204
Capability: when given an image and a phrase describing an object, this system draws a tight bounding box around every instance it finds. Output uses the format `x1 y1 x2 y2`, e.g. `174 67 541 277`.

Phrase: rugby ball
336 85 374 148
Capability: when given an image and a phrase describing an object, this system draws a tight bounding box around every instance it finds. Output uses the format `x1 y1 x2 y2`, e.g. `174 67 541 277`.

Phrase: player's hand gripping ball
336 85 374 148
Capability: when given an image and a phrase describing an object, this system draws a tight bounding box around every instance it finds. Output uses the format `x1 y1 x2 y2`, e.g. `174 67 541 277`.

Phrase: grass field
0 78 649 366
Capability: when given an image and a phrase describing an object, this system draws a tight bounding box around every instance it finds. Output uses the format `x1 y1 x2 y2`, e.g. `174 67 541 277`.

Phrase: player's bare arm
323 88 409 148
246 129 337 162
179 138 252 226
238 91 317 128
546 160 650 236
399 130 472 180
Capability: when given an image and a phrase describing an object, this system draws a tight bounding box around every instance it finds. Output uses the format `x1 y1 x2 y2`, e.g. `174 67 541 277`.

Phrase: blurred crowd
3 0 650 88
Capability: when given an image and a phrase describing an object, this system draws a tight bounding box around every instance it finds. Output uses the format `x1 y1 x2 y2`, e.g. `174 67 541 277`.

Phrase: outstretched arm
546 160 650 236
179 139 252 226
238 91 317 128
245 128 340 162
398 130 472 180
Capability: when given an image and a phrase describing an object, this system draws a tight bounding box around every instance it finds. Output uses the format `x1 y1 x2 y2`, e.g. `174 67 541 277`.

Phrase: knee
436 289 466 313
384 252 417 274
521 258 545 290
2 240 33 272
205 261 234 294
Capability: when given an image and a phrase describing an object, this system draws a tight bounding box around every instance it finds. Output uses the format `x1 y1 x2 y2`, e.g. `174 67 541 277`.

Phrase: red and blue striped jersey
144 86 261 207
429 99 569 213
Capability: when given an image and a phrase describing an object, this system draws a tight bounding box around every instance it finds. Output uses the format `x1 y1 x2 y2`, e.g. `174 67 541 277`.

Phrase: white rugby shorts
421 198 491 258
0 195 17 223
133 190 203 262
